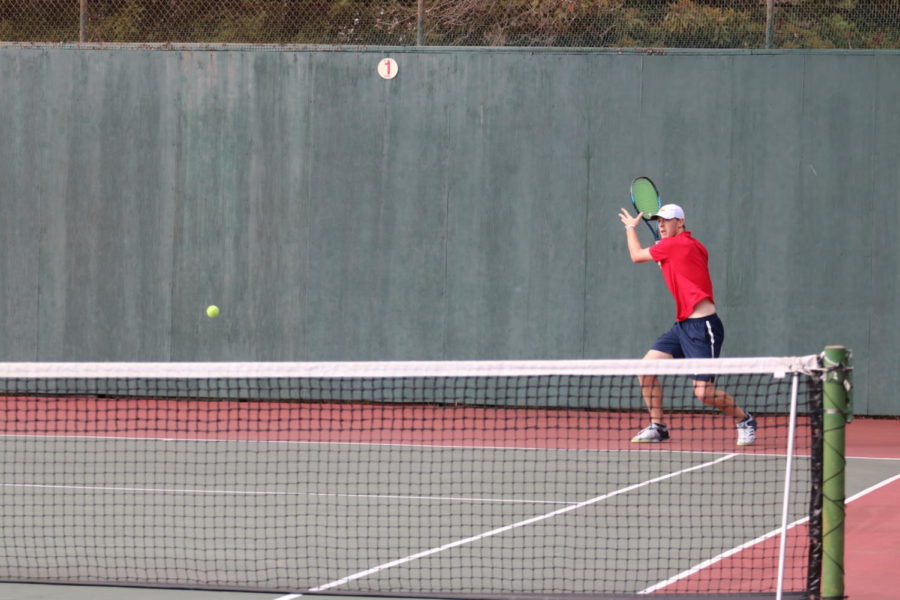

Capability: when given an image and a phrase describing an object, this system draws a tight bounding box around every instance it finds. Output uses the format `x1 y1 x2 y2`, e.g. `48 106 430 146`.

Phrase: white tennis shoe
736 414 757 446
631 423 670 443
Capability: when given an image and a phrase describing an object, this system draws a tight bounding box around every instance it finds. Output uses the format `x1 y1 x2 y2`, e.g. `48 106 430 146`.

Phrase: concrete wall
0 46 895 414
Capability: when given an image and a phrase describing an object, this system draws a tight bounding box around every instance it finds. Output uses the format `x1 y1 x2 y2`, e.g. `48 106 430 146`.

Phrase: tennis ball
206 305 220 318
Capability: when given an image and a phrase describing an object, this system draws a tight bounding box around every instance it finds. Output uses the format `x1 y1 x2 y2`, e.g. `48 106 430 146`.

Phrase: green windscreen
631 178 660 217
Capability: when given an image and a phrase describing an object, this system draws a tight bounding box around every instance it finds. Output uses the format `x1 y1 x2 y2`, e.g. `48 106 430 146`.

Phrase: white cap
650 204 685 220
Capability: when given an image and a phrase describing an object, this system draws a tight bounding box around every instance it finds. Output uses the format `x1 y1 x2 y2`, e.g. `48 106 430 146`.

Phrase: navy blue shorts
651 314 725 382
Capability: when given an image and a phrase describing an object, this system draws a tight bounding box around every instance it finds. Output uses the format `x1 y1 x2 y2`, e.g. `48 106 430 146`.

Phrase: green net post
821 345 851 600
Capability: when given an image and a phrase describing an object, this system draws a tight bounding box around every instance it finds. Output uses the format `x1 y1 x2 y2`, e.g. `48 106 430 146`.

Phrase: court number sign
378 58 398 80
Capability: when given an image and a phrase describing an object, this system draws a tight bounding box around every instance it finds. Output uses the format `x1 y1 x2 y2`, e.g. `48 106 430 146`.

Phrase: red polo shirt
648 231 715 321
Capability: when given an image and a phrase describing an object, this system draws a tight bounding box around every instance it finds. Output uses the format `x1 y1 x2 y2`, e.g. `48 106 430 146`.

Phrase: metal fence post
417 0 425 46
80 0 87 42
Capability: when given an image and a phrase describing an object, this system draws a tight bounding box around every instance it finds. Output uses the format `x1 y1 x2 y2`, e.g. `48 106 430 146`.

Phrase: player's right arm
619 208 655 263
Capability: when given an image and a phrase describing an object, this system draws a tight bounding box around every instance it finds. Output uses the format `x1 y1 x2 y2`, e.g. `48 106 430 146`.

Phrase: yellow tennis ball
206 305 220 318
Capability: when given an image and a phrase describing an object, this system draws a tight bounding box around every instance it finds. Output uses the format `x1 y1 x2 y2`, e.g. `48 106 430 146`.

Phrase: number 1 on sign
378 58 398 80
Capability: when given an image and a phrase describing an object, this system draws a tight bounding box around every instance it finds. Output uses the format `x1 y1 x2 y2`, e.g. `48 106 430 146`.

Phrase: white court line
0 482 571 505
638 514 809 594
846 472 900 502
271 453 738 600
639 472 900 594
0 431 713 451
0 432 811 461
847 454 900 462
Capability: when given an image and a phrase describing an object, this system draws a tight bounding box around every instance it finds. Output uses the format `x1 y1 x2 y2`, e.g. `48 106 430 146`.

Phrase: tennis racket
629 176 661 241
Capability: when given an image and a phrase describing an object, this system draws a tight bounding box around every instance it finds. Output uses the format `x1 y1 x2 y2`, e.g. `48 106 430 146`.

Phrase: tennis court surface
0 356 862 599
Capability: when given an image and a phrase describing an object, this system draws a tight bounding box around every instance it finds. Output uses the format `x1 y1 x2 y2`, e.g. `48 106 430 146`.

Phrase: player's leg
680 315 757 446
631 328 679 443
692 379 745 418
639 348 672 424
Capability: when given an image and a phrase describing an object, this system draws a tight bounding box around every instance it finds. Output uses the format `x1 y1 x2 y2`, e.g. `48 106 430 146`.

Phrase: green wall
0 46 896 415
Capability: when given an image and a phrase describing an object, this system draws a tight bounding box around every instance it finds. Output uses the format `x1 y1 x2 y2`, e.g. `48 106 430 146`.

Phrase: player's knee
693 381 716 404
638 374 658 388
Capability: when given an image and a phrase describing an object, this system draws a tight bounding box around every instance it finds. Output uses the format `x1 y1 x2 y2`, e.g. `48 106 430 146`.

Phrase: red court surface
0 397 811 455
845 417 900 459
843 418 900 600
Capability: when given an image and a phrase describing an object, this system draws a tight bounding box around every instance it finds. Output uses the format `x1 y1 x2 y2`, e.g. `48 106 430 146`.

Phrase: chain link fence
1 0 899 49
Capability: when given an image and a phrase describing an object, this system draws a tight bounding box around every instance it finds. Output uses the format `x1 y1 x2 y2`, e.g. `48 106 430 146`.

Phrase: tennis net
0 356 828 598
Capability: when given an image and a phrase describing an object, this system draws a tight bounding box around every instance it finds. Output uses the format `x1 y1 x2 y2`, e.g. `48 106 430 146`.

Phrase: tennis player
617 203 757 446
